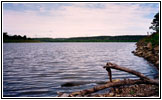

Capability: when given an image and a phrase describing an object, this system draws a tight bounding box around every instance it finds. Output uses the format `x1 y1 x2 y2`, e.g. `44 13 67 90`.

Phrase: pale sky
3 2 159 38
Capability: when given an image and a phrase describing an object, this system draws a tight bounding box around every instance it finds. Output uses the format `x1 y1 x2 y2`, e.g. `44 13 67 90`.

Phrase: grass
130 90 135 95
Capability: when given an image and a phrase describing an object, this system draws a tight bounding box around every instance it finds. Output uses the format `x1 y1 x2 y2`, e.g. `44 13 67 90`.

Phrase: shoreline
132 42 159 70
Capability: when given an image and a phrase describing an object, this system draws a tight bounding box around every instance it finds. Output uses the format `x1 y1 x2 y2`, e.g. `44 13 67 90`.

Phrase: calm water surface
3 43 158 97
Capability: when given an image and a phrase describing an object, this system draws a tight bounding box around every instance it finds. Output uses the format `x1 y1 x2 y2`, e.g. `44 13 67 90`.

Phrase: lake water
3 43 158 97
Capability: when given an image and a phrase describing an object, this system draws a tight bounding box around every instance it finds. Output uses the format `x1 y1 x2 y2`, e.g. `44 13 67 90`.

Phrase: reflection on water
3 43 158 97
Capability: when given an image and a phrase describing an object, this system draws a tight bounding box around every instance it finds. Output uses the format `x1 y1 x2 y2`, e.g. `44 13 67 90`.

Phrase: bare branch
103 62 158 85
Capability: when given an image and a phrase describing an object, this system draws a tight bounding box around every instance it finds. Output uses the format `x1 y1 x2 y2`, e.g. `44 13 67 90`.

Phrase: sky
3 2 159 38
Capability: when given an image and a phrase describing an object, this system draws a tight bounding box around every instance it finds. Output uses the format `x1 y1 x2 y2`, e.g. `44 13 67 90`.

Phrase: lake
3 43 158 97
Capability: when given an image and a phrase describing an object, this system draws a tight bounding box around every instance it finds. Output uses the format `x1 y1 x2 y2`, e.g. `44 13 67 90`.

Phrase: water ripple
3 43 158 97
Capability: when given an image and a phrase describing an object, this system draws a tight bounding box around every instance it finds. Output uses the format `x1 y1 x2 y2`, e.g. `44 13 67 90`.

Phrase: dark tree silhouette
3 32 10 40
149 12 159 33
3 32 32 42
23 35 27 39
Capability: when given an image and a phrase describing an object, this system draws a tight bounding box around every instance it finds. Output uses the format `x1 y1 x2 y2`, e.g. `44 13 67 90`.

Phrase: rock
145 51 152 58
59 93 70 97
134 84 138 88
109 93 114 96
146 42 152 50
115 94 121 97
136 51 143 56
132 51 135 53
115 88 119 93
154 46 159 51
57 92 70 97
61 82 89 87
155 61 159 65
133 41 159 70
61 83 76 87
139 46 144 50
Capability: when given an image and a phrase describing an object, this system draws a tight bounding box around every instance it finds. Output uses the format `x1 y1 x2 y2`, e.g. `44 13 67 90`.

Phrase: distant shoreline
32 35 147 42
3 34 147 43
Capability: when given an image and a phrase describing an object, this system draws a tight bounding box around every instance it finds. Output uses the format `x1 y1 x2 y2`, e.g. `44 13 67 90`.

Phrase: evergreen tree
149 12 159 33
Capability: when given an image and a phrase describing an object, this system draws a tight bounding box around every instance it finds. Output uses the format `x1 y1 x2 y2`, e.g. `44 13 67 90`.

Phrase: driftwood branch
58 62 159 97
59 79 157 97
106 67 112 82
103 62 159 85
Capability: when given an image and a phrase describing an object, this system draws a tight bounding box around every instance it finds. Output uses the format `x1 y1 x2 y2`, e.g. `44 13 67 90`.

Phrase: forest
3 32 39 42
33 35 147 42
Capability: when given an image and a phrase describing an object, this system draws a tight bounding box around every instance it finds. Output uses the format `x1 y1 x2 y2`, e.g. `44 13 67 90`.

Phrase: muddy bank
132 40 159 70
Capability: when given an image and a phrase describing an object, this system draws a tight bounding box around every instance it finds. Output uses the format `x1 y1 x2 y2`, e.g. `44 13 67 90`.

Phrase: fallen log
104 62 159 85
59 79 157 97
58 62 159 97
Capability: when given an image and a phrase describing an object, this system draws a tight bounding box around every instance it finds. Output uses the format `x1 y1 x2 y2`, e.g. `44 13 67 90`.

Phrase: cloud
3 3 159 38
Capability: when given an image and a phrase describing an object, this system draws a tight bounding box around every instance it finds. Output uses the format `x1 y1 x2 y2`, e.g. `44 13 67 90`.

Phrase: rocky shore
88 84 159 97
59 82 159 97
132 35 159 70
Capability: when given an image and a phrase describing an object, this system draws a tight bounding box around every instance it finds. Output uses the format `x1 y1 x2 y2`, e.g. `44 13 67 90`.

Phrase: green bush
145 33 159 47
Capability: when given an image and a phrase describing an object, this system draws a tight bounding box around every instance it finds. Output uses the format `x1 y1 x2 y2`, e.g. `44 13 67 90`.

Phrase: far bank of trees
3 32 39 42
3 32 29 40
33 35 147 42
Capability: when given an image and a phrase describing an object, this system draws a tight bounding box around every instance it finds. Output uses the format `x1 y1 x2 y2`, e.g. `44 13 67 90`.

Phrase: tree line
33 35 147 42
3 32 29 40
3 32 39 42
